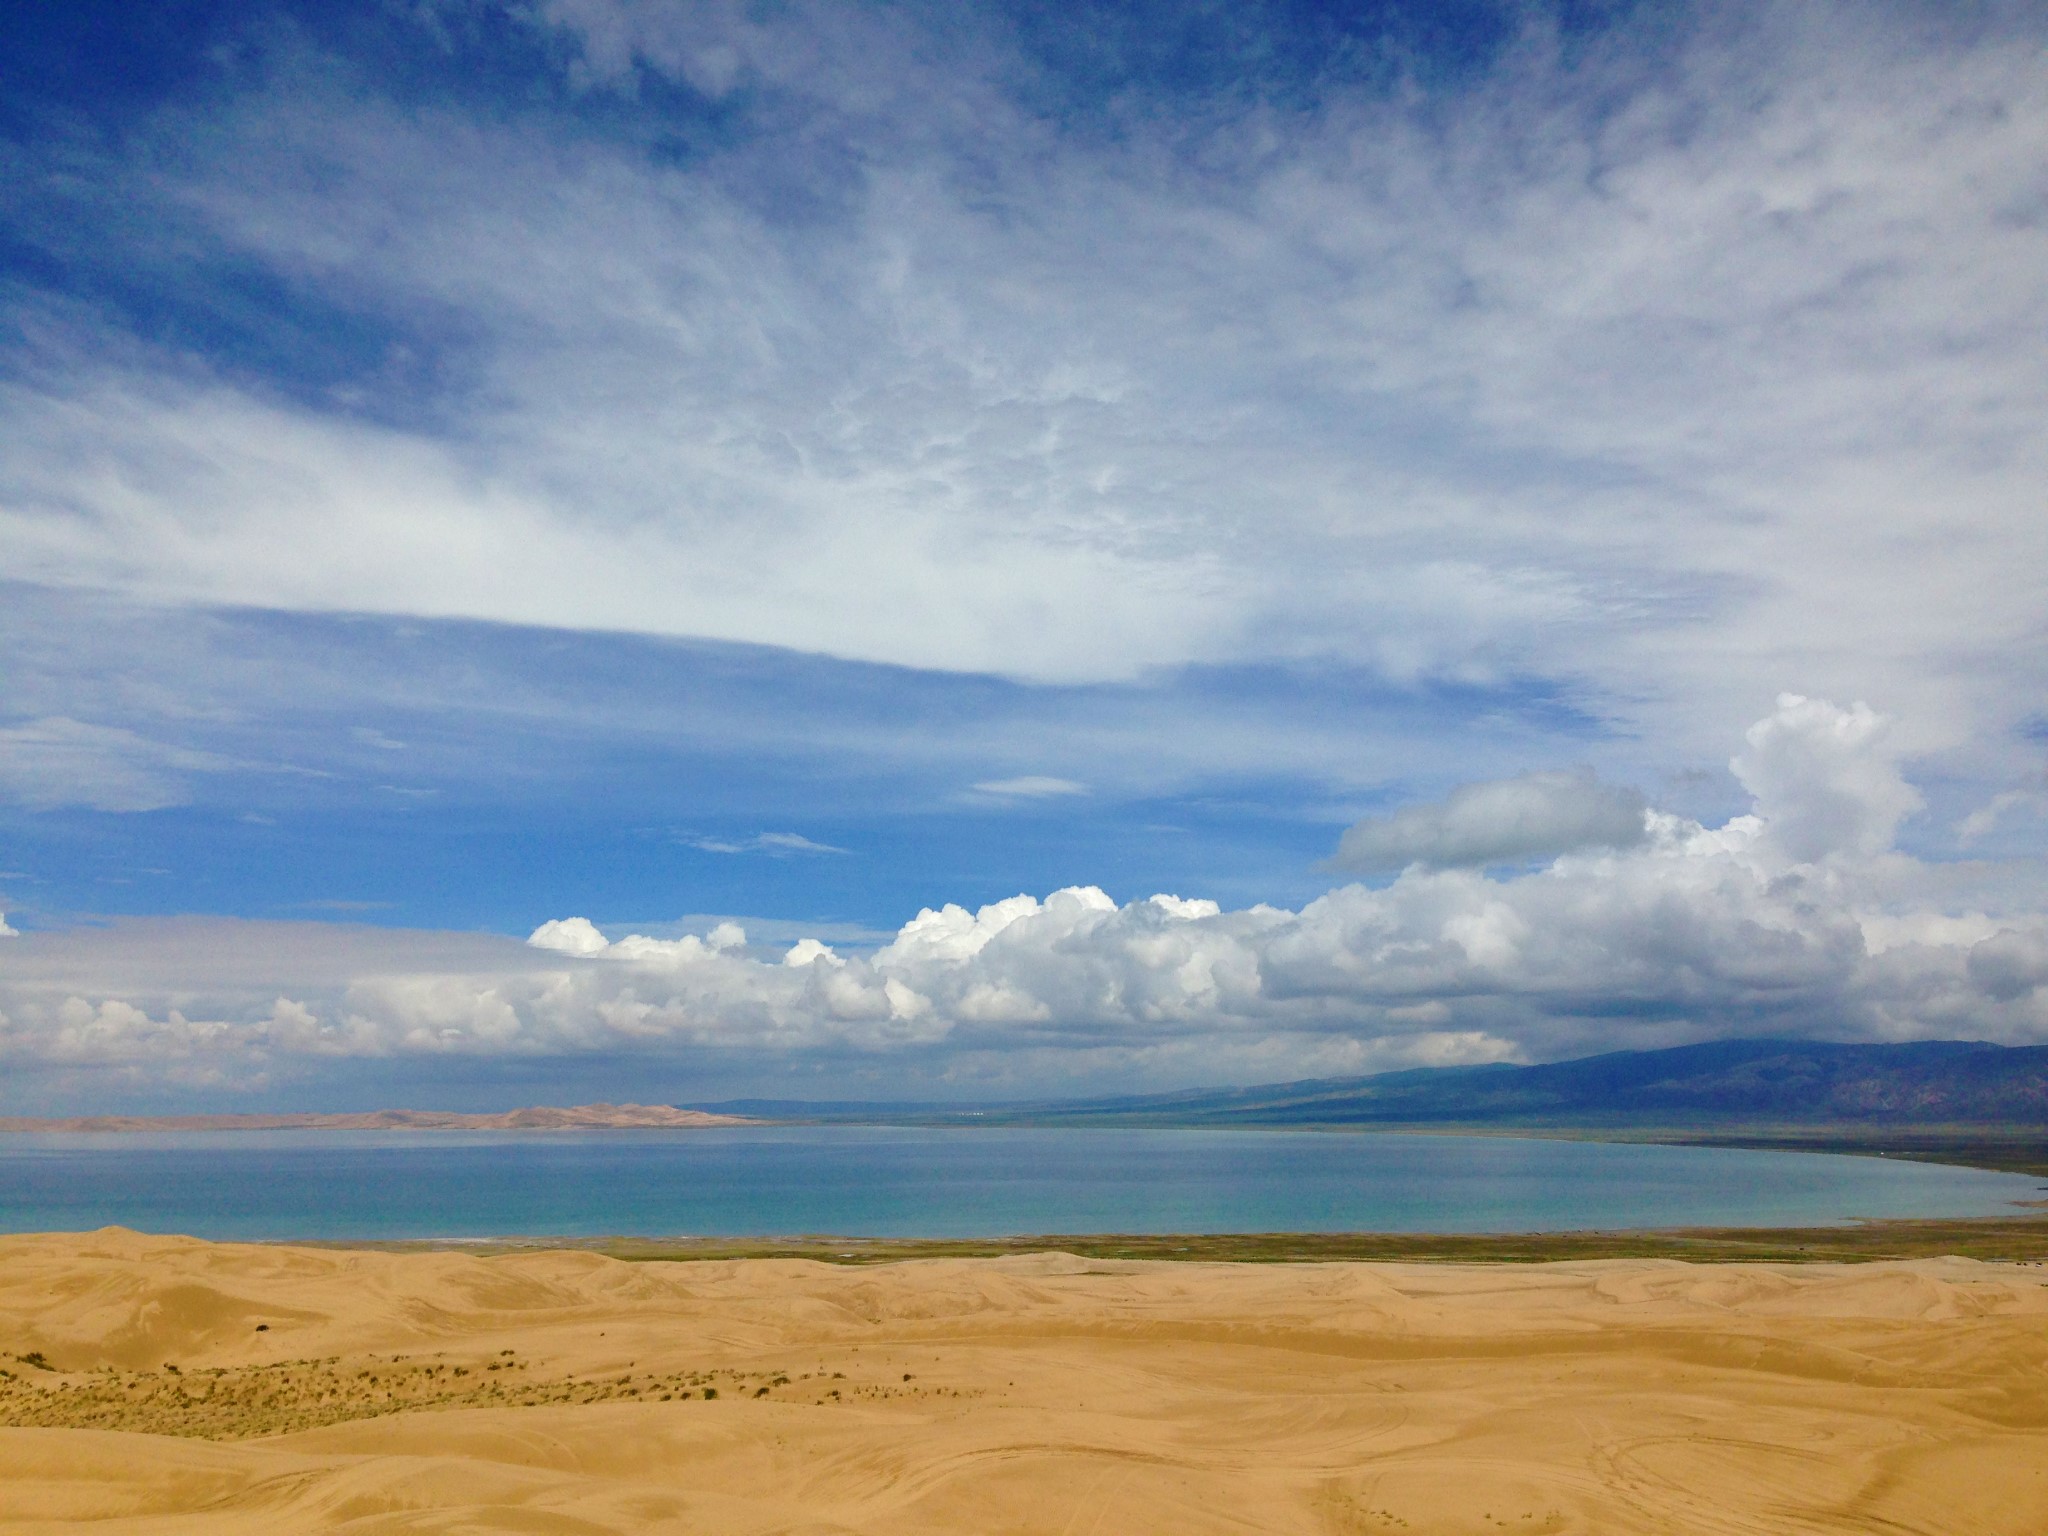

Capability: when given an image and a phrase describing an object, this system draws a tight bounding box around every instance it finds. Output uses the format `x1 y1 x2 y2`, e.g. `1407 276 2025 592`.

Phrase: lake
0 1126 2039 1241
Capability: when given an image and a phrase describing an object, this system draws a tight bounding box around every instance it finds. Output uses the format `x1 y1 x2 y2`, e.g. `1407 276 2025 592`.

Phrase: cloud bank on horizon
2 0 2047 1104
5 698 2046 1104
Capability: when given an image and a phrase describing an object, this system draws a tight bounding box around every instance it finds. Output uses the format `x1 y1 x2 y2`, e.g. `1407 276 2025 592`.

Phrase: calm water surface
0 1127 2038 1240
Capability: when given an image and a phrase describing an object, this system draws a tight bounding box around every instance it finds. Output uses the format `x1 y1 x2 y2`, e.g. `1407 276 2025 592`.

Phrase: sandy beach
1 1231 2045 1533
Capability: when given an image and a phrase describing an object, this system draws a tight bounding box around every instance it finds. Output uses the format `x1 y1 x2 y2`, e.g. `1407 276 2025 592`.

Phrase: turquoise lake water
0 1127 2039 1240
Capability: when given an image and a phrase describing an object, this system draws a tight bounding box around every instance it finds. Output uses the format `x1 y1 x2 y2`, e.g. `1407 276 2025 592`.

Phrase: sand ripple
2 1230 2046 1533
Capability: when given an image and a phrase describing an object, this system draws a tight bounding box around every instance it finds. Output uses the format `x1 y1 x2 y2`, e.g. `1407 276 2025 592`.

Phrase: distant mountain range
704 1039 2048 1129
13 1042 2047 1140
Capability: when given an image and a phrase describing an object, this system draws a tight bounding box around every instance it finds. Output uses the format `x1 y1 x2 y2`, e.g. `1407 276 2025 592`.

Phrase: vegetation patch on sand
345 1213 2048 1266
0 1351 916 1439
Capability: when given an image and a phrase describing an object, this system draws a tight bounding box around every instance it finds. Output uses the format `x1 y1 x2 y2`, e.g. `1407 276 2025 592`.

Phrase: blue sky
2 0 2047 1109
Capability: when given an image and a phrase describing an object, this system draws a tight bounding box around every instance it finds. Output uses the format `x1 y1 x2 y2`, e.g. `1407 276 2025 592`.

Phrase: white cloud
5 698 2044 1092
972 776 1090 799
1958 788 2048 844
0 914 16 938
1331 767 1647 872
0 717 232 813
783 938 842 968
2 2 2045 787
1730 694 1923 862
527 916 609 957
685 832 848 856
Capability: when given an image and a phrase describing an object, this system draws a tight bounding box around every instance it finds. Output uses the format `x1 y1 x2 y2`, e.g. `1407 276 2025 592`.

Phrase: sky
2 0 2046 1111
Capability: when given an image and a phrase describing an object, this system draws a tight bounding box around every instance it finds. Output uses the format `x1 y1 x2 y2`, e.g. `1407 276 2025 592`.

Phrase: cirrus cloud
972 777 1090 799
2 0 2046 783
684 832 850 856
0 717 234 813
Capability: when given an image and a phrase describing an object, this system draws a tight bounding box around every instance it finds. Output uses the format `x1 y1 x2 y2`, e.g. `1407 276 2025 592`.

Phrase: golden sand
2 1230 2045 1533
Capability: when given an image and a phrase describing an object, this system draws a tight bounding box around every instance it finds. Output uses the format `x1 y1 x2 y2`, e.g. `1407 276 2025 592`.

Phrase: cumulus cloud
4 698 2044 1096
1330 767 1648 873
527 917 609 957
1730 694 1923 862
1967 929 2048 1004
0 914 16 937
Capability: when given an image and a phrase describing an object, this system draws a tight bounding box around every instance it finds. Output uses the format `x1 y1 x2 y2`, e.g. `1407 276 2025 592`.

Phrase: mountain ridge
698 1038 2048 1128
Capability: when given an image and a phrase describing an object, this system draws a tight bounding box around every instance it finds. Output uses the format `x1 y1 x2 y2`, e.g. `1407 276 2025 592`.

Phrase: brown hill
0 1103 751 1132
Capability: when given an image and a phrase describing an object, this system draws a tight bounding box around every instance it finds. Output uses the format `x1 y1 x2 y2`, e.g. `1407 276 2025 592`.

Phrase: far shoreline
5 1110 2044 1180
0 1103 750 1133
193 1213 2048 1265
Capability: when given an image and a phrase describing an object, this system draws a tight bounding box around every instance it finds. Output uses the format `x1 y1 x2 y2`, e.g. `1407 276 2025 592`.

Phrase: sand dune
2 1231 2046 1533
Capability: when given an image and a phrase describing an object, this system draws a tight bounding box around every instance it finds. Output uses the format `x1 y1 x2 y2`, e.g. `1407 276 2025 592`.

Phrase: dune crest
2 1232 2046 1532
